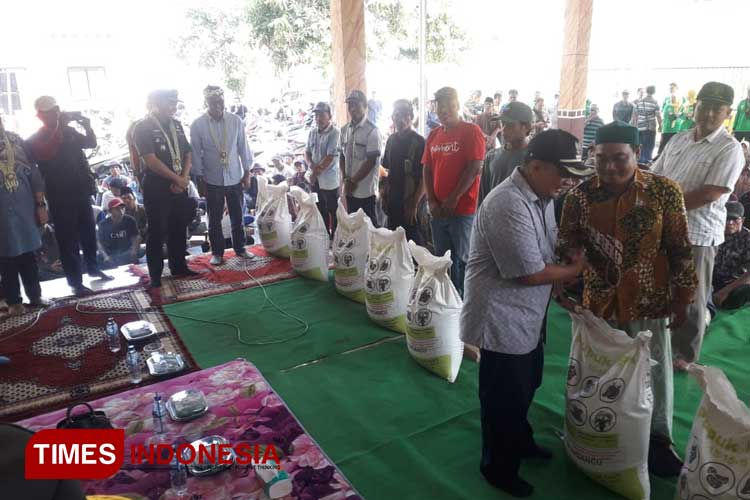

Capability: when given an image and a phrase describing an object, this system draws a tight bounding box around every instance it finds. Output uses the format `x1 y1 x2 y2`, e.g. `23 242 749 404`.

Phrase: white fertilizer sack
256 177 291 258
364 226 414 333
565 311 653 500
676 364 750 500
332 199 372 303
405 243 463 383
288 186 329 282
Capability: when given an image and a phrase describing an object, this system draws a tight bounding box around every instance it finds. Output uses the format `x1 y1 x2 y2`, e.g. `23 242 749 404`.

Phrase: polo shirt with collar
339 116 382 199
306 122 340 191
460 167 556 355
652 125 744 246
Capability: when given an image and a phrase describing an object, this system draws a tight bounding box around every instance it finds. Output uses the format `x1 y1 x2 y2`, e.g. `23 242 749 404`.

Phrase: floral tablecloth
19 360 362 500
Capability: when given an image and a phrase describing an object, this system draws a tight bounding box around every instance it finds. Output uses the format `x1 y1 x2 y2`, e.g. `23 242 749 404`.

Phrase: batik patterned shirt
558 169 697 323
712 227 750 290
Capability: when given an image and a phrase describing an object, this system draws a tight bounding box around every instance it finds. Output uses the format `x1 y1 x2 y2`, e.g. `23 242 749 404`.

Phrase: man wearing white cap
26 95 111 296
190 85 254 265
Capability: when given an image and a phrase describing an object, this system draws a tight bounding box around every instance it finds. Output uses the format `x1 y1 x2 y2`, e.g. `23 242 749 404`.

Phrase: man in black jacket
27 96 111 296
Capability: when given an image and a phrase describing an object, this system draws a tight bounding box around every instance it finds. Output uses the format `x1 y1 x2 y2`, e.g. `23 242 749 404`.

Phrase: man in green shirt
733 88 750 143
659 83 684 154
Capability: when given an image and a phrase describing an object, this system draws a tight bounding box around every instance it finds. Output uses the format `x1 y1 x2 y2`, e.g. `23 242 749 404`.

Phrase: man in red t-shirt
422 87 486 295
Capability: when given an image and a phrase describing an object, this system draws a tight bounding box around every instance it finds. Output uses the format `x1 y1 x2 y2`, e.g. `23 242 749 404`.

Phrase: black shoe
72 284 93 296
149 279 162 289
482 471 534 498
648 435 683 477
89 270 114 281
172 268 200 278
521 444 553 460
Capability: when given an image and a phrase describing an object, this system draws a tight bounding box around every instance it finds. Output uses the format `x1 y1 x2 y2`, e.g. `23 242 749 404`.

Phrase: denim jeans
639 130 656 163
430 215 475 296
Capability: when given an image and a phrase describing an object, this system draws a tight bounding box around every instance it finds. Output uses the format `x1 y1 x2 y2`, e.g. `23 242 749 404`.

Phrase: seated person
102 163 132 189
245 164 264 211
100 177 127 212
289 160 311 192
97 198 141 267
712 201 750 309
120 186 147 241
36 224 65 281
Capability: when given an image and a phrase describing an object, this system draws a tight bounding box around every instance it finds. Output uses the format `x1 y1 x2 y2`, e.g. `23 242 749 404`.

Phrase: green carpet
166 279 750 500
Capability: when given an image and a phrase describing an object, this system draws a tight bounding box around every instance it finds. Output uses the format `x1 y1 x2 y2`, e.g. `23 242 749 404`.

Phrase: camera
60 111 83 123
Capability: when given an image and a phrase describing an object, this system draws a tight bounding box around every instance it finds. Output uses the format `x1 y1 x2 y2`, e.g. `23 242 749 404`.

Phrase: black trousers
48 196 99 287
657 132 677 155
143 186 190 281
0 252 42 305
735 131 750 143
316 187 339 238
346 195 377 226
206 183 245 256
479 338 544 483
387 205 422 245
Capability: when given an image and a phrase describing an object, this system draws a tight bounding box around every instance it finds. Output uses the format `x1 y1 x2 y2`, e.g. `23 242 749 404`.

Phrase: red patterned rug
129 245 297 304
0 288 197 422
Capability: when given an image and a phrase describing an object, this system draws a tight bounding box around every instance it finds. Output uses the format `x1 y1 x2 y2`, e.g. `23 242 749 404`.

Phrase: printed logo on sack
700 462 735 496
25 429 281 479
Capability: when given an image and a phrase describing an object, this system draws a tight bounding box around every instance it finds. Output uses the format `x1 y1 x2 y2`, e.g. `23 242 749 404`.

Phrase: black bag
56 403 112 429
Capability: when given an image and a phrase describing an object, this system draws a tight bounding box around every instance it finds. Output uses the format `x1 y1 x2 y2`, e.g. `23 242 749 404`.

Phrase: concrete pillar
330 0 367 127
557 0 593 143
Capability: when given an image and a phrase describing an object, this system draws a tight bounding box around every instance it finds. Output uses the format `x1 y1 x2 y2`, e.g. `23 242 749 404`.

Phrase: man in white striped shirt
652 81 745 370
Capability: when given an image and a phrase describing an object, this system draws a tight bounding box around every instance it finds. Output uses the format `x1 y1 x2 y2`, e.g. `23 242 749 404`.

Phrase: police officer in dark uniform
133 90 197 288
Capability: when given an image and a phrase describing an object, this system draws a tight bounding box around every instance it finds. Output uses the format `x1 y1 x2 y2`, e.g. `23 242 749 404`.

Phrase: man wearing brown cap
652 82 745 369
477 101 534 206
461 129 591 497
26 95 111 295
382 99 425 243
340 90 383 222
558 120 697 477
133 89 196 288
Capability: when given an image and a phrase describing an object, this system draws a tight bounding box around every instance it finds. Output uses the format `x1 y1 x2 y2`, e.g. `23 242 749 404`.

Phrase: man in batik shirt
712 201 750 309
557 121 697 478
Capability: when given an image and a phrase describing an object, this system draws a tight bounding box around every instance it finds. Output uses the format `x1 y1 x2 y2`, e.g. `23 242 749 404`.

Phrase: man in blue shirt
190 86 255 265
0 116 50 316
306 102 340 238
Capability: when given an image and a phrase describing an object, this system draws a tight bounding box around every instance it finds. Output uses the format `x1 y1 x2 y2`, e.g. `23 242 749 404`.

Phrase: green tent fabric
166 279 750 499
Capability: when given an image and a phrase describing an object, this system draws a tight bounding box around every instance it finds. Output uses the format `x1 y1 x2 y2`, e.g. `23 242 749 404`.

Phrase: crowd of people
2 74 750 497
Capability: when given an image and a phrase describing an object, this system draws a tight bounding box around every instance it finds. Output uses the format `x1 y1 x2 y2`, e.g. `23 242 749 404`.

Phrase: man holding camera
27 96 111 296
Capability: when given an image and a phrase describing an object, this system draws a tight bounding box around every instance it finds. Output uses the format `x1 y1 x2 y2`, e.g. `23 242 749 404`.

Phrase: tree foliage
174 0 467 93
174 7 251 96
366 0 468 64
246 0 331 72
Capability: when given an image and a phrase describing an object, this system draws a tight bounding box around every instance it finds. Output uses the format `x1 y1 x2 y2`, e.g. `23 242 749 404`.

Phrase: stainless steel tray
146 352 185 376
121 320 157 341
182 435 235 476
166 389 208 422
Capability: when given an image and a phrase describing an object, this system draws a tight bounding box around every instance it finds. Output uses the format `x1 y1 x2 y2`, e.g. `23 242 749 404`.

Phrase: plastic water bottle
105 318 121 353
152 393 166 435
170 445 188 496
126 345 142 384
